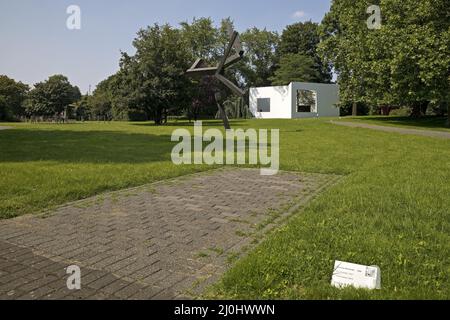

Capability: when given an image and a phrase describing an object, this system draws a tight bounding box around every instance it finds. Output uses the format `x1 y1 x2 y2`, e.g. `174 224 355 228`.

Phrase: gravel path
331 121 450 140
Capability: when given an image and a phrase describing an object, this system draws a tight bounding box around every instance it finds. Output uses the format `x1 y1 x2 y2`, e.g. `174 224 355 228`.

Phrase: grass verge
1 119 449 299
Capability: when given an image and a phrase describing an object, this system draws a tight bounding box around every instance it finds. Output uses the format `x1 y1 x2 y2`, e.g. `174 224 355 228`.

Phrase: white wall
249 85 291 119
249 82 340 119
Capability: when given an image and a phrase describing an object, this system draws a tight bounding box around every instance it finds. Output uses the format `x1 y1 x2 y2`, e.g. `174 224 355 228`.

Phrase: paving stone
114 282 146 299
0 168 340 299
87 274 118 291
129 286 163 300
98 279 132 296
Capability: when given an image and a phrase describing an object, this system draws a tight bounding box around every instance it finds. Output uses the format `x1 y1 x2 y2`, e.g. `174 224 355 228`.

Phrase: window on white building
257 98 271 112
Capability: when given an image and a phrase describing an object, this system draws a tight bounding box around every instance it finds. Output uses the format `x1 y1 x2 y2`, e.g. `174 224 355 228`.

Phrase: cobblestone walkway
0 168 340 300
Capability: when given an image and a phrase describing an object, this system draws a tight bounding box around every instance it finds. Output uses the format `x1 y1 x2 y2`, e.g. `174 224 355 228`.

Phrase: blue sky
0 0 332 93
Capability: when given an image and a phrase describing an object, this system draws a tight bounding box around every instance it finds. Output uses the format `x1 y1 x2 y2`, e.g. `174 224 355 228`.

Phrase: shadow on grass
357 116 449 130
130 120 250 128
0 129 176 164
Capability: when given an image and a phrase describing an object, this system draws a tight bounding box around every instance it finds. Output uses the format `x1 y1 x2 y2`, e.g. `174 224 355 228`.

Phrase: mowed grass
341 116 450 132
1 119 449 299
0 121 217 219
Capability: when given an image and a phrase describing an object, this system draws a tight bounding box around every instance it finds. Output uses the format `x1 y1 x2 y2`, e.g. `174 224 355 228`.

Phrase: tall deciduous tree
27 75 80 117
0 75 29 120
279 21 332 83
180 18 221 120
239 28 280 87
319 0 450 117
180 17 219 61
115 24 192 124
270 54 320 86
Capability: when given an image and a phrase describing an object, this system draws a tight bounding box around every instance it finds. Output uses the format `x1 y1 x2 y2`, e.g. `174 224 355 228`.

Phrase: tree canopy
239 28 280 87
319 0 450 116
0 75 29 121
278 21 332 83
270 54 320 86
26 75 81 117
1 8 448 122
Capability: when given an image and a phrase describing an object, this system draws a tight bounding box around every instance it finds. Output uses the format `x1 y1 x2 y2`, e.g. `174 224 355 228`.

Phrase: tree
0 75 29 120
86 75 116 120
73 95 90 121
239 28 280 87
87 92 112 121
387 3 449 117
270 54 320 86
319 0 450 117
115 23 192 124
27 75 81 118
278 21 332 83
319 1 373 115
181 18 247 121
180 18 222 120
180 17 219 61
92 18 285 122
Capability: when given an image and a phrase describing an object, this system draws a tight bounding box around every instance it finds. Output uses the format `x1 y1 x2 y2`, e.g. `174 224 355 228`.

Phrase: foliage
181 18 224 120
319 0 450 116
221 96 253 119
73 95 90 121
26 75 81 117
114 24 193 124
278 22 332 83
3 8 448 122
270 54 321 86
180 17 220 61
87 91 112 121
389 107 413 117
102 18 276 123
239 28 280 87
0 75 29 121
339 102 370 116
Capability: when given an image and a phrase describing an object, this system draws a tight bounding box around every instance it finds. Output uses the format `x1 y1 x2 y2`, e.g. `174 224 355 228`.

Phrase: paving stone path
0 168 340 300
331 121 450 140
0 126 12 131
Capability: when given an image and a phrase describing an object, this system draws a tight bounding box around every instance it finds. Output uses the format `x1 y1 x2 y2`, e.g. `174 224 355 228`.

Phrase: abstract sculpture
186 28 245 130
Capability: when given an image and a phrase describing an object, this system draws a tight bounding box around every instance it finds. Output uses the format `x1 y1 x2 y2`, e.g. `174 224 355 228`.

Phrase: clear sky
0 0 332 93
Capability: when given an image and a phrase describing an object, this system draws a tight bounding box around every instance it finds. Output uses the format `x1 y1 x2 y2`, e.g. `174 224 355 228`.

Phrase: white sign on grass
331 261 381 290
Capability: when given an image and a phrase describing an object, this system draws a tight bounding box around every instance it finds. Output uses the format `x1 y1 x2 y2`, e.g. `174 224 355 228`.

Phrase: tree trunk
411 101 429 118
154 109 163 125
410 105 421 118
421 102 429 116
447 104 450 127
352 102 358 117
163 109 168 124
380 106 391 116
193 108 199 122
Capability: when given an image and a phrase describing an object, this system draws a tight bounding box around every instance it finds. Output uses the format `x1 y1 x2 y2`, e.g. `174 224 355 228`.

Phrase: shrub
390 107 412 117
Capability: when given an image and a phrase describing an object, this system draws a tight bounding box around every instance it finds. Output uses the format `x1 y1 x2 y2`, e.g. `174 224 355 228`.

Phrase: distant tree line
84 18 332 124
0 74 81 122
0 18 331 123
1 1 448 123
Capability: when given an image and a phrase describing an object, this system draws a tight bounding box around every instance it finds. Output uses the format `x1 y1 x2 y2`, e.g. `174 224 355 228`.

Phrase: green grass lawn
340 116 450 132
0 119 449 299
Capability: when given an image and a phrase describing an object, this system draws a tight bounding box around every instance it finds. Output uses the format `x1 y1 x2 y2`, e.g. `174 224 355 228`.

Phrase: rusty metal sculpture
186 29 245 130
